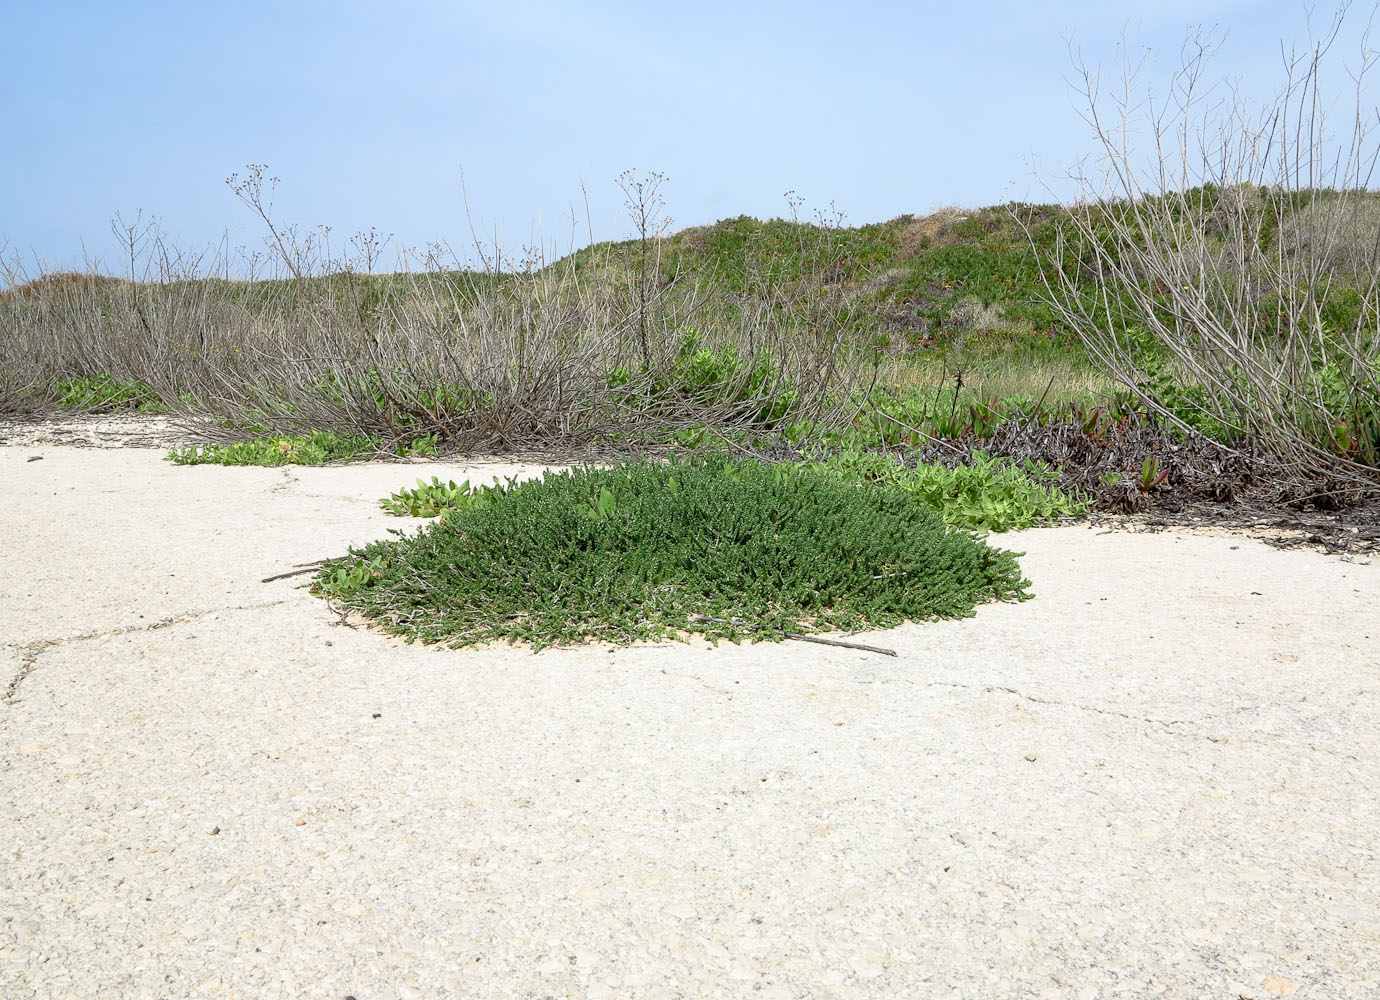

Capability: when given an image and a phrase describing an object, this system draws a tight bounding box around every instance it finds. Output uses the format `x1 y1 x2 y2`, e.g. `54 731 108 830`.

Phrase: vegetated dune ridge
2 435 1376 999
5 192 1377 479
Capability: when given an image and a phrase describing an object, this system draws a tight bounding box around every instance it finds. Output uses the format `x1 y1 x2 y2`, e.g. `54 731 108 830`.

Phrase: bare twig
1 168 866 441
1029 6 1380 483
261 562 326 583
692 614 898 656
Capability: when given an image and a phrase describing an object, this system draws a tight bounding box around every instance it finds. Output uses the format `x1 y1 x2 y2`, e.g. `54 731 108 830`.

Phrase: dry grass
0 272 132 301
896 207 973 256
1044 13 1380 479
877 354 1119 407
0 236 868 450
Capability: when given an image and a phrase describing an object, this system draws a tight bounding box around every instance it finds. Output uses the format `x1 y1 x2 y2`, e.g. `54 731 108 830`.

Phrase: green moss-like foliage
313 456 1031 650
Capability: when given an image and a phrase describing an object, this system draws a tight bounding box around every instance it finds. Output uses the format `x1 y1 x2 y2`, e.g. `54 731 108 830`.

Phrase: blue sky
1 0 1368 274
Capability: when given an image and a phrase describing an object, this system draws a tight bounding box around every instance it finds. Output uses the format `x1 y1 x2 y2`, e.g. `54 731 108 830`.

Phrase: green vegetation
314 456 1031 650
662 206 1070 350
53 374 167 413
0 193 1110 442
614 205 1096 400
16 17 1380 656
797 450 1087 531
4 170 1377 483
380 475 503 517
380 447 1087 533
165 430 441 466
1052 187 1380 472
166 430 377 466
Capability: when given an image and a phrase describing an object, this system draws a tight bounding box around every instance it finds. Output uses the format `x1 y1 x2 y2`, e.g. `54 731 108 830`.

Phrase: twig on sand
261 561 326 583
692 614 898 656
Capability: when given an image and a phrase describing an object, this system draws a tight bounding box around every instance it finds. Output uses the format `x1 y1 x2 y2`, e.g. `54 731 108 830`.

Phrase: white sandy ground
0 439 1377 1000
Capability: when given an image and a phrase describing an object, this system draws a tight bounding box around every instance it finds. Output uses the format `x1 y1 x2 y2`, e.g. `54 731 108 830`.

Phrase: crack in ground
3 600 291 703
922 680 1359 759
924 680 1202 729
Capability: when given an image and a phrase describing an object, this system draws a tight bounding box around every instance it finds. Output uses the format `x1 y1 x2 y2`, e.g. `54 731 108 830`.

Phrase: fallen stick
692 615 898 656
261 562 326 583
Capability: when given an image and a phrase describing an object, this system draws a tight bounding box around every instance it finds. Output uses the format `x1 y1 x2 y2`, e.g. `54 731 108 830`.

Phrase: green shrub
380 476 504 517
374 443 1085 533
609 328 801 425
166 429 444 466
400 433 439 458
797 449 1088 531
54 374 165 412
1305 360 1380 462
1121 326 1239 442
166 430 376 466
314 456 1031 650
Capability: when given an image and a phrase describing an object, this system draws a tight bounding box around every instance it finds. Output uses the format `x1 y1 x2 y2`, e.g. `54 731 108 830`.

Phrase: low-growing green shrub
608 328 802 426
166 430 377 466
54 374 165 412
314 456 1031 649
166 429 443 466
380 476 506 517
1305 360 1380 463
800 450 1089 531
401 433 440 458
374 446 1085 532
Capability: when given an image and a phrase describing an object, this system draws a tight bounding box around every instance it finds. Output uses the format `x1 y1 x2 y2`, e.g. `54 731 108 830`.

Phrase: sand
1 425 1377 999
